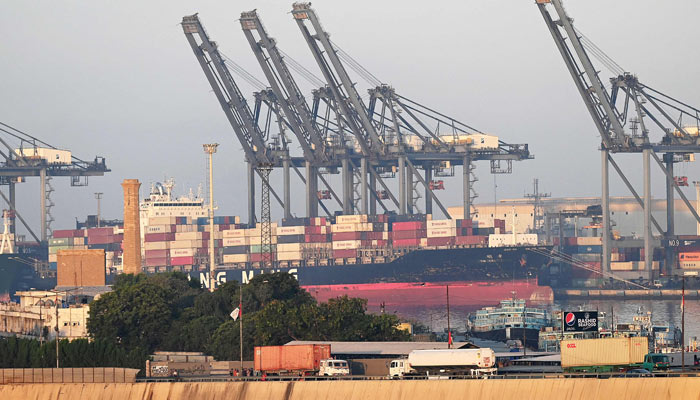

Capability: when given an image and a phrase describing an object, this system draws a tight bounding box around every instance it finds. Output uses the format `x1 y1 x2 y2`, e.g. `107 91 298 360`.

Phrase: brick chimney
121 179 142 274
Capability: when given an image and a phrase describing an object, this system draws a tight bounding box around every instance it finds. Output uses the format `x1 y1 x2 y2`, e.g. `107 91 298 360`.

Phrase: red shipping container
427 237 455 246
392 230 426 240
305 234 328 243
87 235 115 245
565 237 578 246
455 235 487 246
456 227 472 236
392 221 425 231
393 238 421 247
171 256 195 266
145 233 175 242
52 230 75 238
113 234 123 242
333 249 357 258
255 344 331 373
87 227 114 237
456 219 473 228
250 253 277 262
145 249 168 259
145 257 169 267
332 232 363 241
305 226 322 235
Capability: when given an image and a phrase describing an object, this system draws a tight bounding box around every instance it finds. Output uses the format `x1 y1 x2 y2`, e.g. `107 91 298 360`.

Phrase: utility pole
203 144 219 292
239 286 243 373
55 294 59 368
446 285 451 349
94 192 103 228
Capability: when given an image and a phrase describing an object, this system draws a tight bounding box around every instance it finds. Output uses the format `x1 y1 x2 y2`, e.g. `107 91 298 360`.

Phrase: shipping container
393 238 421 247
427 237 455 246
222 245 247 255
332 240 362 250
222 229 246 239
427 228 456 238
170 248 194 257
223 237 248 247
392 221 425 231
14 147 71 164
332 249 358 258
560 337 648 371
143 241 170 251
455 235 488 246
171 256 195 266
87 235 116 245
277 251 304 261
145 257 169 267
336 215 368 224
49 238 71 246
392 230 426 240
427 219 457 229
223 254 249 264
145 249 168 259
254 344 331 374
576 236 602 246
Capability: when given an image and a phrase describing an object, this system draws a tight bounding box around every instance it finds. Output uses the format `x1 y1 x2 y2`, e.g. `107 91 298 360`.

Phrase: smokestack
121 179 142 274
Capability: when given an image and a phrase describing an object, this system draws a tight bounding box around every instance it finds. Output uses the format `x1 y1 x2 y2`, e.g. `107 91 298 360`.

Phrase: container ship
44 181 554 308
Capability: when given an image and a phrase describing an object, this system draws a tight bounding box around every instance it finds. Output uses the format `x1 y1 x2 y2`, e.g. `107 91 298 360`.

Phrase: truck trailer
390 348 497 377
561 337 669 373
254 344 349 376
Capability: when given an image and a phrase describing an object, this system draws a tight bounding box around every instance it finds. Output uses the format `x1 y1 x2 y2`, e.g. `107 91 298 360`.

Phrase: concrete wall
3 378 700 400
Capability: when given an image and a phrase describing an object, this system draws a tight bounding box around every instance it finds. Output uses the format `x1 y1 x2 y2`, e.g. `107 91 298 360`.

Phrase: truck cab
389 359 415 377
642 353 670 372
318 359 350 376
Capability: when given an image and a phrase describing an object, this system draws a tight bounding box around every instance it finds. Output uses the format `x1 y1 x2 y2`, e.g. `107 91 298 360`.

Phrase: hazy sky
2 0 698 237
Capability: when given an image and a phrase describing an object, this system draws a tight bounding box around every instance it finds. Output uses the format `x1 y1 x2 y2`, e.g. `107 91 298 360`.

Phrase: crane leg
602 149 611 276
283 158 291 220
664 153 675 275
425 164 433 216
643 148 652 279
399 156 406 215
247 162 256 226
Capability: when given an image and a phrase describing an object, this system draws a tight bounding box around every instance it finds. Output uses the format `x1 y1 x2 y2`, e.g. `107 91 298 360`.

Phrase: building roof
284 341 476 356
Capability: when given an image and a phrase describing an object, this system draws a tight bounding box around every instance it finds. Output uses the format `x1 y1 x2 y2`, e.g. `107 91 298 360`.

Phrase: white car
319 359 350 376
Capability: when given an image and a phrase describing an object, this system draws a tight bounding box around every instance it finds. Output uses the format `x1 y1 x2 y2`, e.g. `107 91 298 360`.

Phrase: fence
0 368 139 384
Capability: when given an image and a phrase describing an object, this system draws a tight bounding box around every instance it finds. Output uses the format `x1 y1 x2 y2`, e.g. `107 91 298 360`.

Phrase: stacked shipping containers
332 214 389 259
50 227 123 272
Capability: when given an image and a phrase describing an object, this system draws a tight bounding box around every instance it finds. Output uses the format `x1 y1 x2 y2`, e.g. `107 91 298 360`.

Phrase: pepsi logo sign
565 312 576 326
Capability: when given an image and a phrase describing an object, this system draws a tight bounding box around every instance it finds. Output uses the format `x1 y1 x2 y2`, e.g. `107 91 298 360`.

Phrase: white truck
390 348 497 377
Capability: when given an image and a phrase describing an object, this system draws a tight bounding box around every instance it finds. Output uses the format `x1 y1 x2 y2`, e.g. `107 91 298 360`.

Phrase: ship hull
303 280 552 307
196 245 554 307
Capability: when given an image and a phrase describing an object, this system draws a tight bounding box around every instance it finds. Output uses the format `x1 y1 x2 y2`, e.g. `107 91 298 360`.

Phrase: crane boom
536 0 626 151
240 10 329 162
182 14 271 164
291 3 384 156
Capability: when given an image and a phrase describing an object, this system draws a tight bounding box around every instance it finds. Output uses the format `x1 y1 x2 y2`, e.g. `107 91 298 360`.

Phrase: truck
561 337 670 373
389 348 497 377
253 344 350 376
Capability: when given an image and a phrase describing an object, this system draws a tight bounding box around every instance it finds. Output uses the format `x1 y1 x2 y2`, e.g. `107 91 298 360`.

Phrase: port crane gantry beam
536 0 700 279
0 122 109 243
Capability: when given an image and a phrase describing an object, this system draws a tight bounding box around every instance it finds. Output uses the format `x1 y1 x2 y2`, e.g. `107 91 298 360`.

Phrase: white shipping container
223 254 249 264
223 237 248 247
277 226 306 236
560 337 648 369
14 147 72 164
175 232 202 241
277 243 304 252
331 223 357 233
146 225 173 234
336 214 368 224
427 228 456 238
488 234 538 247
73 237 84 246
144 241 170 250
223 229 246 238
277 251 304 261
148 217 177 225
175 225 195 233
170 240 201 249
332 240 362 250
576 236 602 246
427 219 457 229
680 261 700 269
48 254 57 263
170 248 194 257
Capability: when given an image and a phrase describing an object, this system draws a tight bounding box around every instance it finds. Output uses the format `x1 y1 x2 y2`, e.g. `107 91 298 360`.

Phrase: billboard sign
563 311 598 332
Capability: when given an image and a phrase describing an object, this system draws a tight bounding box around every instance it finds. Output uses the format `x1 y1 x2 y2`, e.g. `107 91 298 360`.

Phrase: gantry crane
536 0 700 278
0 122 109 244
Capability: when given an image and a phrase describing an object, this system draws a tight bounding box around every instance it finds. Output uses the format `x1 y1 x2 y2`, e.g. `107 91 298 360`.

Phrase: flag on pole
448 331 453 346
230 305 241 321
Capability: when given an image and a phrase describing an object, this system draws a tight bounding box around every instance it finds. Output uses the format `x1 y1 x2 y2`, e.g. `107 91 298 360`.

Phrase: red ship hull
302 279 554 308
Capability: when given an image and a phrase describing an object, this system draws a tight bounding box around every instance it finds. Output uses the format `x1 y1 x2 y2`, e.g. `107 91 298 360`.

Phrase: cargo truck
389 348 497 377
254 344 350 376
561 337 669 373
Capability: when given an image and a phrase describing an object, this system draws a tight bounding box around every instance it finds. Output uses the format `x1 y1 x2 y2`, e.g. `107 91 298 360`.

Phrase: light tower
94 192 103 227
203 143 219 291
